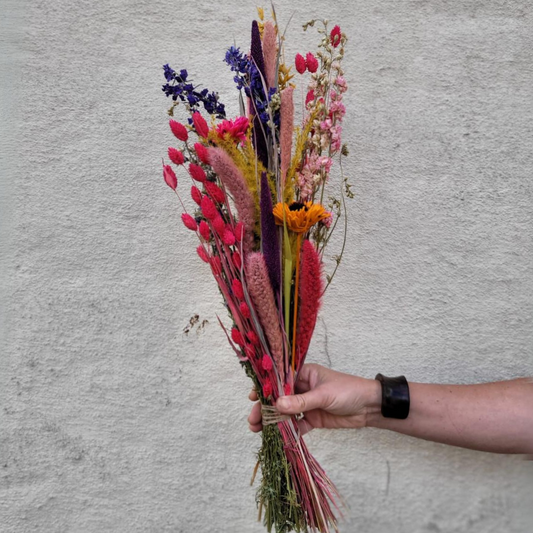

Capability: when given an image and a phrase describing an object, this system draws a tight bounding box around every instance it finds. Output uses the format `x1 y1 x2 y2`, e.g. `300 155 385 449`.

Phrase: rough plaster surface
1 0 532 531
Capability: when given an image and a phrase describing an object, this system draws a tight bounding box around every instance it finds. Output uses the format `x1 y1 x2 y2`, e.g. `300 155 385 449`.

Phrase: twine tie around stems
261 404 304 426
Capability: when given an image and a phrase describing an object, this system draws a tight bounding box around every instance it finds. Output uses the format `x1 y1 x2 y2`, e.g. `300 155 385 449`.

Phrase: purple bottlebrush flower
250 20 266 79
260 172 280 293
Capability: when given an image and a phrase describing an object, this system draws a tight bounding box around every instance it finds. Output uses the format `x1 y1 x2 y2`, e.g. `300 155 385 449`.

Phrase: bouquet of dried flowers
160 7 351 532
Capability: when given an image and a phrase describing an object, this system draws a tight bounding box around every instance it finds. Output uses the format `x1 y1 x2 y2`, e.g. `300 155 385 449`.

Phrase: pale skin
248 363 533 454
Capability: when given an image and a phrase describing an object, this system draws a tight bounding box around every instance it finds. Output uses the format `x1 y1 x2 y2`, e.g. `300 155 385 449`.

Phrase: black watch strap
375 374 410 419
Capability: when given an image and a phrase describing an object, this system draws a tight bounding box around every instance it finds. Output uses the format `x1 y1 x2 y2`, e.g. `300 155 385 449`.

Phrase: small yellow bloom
273 201 330 234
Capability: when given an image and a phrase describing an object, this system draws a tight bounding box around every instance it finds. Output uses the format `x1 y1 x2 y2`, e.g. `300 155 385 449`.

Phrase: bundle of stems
161 8 351 532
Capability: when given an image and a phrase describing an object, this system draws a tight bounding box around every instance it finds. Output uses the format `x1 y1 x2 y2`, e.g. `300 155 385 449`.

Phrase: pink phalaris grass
295 53 306 74
163 164 177 190
261 354 273 371
168 147 185 165
212 214 226 235
222 228 236 246
210 256 222 275
232 279 245 300
181 213 197 231
234 221 244 242
262 378 273 398
245 253 284 375
283 382 291 396
208 147 256 253
280 87 294 185
197 245 209 263
305 89 315 106
191 186 203 205
262 21 278 88
199 220 210 241
239 301 251 319
231 327 245 346
200 195 217 220
189 163 207 183
205 181 225 203
305 52 318 73
295 240 324 368
194 142 210 164
169 119 188 141
192 112 209 138
247 331 260 346
232 251 242 269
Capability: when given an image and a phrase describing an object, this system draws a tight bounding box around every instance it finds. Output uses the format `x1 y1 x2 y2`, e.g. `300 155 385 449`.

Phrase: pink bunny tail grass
295 240 323 369
280 87 294 185
262 21 278 89
245 253 284 377
208 147 256 254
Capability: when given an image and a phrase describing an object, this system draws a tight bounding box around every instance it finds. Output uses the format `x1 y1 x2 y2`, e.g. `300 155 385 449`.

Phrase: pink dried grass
208 147 256 253
262 21 278 88
245 253 284 376
280 87 294 185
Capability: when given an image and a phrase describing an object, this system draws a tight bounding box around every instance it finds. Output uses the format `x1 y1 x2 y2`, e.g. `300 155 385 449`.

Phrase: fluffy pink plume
280 87 294 185
245 253 284 376
208 147 256 253
262 21 278 88
295 240 323 367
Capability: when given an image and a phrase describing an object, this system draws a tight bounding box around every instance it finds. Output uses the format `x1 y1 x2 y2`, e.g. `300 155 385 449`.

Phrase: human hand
248 363 381 435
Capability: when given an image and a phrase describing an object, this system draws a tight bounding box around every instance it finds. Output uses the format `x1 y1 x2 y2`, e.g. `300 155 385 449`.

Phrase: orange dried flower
272 202 330 234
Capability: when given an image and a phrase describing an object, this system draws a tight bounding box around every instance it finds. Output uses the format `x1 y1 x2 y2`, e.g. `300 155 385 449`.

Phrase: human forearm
366 378 533 454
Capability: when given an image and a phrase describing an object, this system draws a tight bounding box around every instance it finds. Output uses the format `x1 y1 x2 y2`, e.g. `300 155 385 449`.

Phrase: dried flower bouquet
160 8 351 532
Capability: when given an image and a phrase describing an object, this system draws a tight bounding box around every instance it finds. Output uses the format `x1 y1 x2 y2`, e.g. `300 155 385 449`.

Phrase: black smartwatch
375 374 410 419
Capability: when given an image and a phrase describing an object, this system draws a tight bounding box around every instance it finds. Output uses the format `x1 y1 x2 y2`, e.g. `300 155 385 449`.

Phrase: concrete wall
1 0 532 531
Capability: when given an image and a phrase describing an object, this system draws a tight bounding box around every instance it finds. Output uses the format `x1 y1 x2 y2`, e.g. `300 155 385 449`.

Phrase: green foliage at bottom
242 361 307 533
257 423 307 533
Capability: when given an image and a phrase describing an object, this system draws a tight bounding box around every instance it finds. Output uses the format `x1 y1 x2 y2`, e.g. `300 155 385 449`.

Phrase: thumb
276 389 324 415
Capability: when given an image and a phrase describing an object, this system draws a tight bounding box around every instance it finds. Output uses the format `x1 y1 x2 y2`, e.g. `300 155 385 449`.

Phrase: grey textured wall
1 0 532 531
